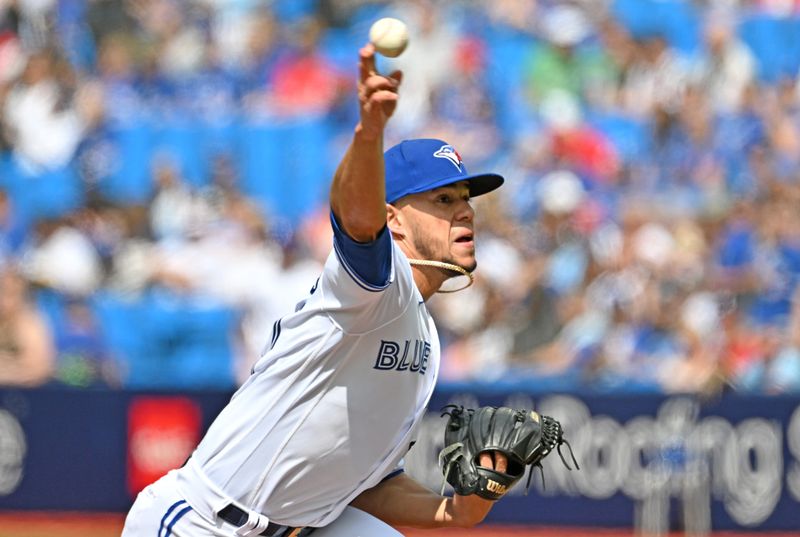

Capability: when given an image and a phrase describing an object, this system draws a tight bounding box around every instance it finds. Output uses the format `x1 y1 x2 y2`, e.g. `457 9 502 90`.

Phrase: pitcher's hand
449 451 508 527
356 43 402 141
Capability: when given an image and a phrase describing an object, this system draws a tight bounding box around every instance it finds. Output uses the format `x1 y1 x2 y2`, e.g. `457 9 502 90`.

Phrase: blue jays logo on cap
433 145 463 171
384 138 504 203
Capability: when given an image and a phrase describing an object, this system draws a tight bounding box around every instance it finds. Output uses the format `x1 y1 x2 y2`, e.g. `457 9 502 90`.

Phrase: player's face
392 181 477 272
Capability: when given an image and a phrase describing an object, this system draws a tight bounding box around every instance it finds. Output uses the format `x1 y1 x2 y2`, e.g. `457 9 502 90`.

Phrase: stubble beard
410 224 478 275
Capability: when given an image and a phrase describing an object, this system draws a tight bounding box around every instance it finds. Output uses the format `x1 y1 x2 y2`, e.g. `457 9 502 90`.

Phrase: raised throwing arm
329 44 402 243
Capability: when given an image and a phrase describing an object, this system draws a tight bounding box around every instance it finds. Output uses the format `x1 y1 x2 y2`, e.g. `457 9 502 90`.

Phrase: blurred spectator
95 33 144 125
0 12 25 89
3 50 85 170
21 218 103 297
0 267 55 386
1 0 800 394
754 0 800 16
149 156 196 241
0 188 25 263
86 0 138 46
389 0 460 134
266 16 345 116
524 5 618 107
690 10 755 113
237 9 284 106
485 0 539 35
237 236 323 382
761 288 800 392
425 36 501 165
539 91 619 182
53 297 118 388
621 33 690 118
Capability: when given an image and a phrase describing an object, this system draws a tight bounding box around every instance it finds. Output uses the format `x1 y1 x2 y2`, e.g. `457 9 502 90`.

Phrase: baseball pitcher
121 42 569 537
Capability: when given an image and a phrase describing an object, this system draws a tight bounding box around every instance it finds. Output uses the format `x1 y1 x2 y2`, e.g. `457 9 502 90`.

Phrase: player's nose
454 199 474 222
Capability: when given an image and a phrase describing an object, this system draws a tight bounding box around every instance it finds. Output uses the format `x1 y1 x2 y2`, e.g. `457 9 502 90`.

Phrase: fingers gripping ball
439 406 579 500
369 17 409 58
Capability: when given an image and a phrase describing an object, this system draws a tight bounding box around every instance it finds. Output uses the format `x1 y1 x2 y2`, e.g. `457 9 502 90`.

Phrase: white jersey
177 226 440 528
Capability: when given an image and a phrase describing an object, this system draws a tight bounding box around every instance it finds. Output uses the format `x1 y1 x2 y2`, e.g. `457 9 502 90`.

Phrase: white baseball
369 17 409 58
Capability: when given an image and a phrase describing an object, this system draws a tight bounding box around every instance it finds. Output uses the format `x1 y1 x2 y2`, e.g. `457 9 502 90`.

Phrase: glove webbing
439 406 470 495
525 420 580 494
438 442 462 495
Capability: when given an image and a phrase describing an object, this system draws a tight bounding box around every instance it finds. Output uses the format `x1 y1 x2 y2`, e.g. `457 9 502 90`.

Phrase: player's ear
386 203 405 239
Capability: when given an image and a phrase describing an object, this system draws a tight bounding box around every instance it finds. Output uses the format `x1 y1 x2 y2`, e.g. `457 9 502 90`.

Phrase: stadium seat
318 28 360 71
612 0 699 52
154 119 238 189
137 292 237 389
237 118 331 224
272 0 318 23
612 0 662 40
90 293 151 387
100 122 156 204
3 158 83 223
483 30 539 136
587 112 650 164
740 14 800 82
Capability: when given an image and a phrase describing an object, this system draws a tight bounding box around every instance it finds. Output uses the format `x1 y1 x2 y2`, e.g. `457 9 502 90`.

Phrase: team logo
433 145 463 171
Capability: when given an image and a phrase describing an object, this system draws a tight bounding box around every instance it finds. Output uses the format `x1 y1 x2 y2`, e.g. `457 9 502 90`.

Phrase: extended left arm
350 472 494 529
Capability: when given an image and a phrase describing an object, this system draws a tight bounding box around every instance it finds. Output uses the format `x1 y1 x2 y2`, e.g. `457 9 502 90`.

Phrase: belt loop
234 510 270 537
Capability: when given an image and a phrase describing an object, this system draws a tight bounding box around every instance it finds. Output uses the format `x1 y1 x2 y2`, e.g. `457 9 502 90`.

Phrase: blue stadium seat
587 112 651 164
283 118 333 219
483 29 539 136
612 0 699 52
154 121 207 188
612 0 661 39
100 122 156 204
0 152 11 191
655 0 700 53
137 292 237 389
90 293 151 387
319 27 361 71
273 0 318 23
35 289 67 332
237 118 332 224
740 14 800 82
153 119 239 189
348 3 392 36
3 158 83 223
236 121 288 217
171 306 238 388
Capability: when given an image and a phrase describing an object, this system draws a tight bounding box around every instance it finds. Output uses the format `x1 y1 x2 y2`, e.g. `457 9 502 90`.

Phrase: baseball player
121 43 507 537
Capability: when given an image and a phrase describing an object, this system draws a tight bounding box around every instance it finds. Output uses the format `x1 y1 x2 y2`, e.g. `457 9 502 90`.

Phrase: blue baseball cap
384 139 504 203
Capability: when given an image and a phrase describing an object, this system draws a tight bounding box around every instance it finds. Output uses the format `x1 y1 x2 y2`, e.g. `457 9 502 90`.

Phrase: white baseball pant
121 470 403 537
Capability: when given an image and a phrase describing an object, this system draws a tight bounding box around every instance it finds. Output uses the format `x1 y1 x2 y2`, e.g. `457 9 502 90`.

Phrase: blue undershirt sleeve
330 211 393 291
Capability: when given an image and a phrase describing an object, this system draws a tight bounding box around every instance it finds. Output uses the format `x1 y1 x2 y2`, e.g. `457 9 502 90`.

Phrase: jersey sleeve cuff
330 211 393 291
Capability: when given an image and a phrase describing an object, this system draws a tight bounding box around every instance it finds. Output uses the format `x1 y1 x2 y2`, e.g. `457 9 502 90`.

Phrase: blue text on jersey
374 339 430 374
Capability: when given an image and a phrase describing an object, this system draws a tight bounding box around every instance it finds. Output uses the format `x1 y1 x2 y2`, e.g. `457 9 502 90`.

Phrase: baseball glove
438 406 578 500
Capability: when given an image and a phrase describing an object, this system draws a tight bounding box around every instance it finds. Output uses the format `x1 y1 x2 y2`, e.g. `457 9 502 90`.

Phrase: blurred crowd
2 0 800 394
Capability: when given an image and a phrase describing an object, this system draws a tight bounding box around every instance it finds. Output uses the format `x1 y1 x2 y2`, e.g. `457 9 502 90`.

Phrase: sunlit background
1 0 800 536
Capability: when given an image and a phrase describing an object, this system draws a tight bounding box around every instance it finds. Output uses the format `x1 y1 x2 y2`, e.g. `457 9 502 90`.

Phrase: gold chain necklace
407 259 474 293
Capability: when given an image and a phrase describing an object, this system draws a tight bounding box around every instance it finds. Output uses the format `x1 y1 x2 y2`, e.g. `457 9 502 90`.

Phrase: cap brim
398 172 504 201
463 172 505 198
